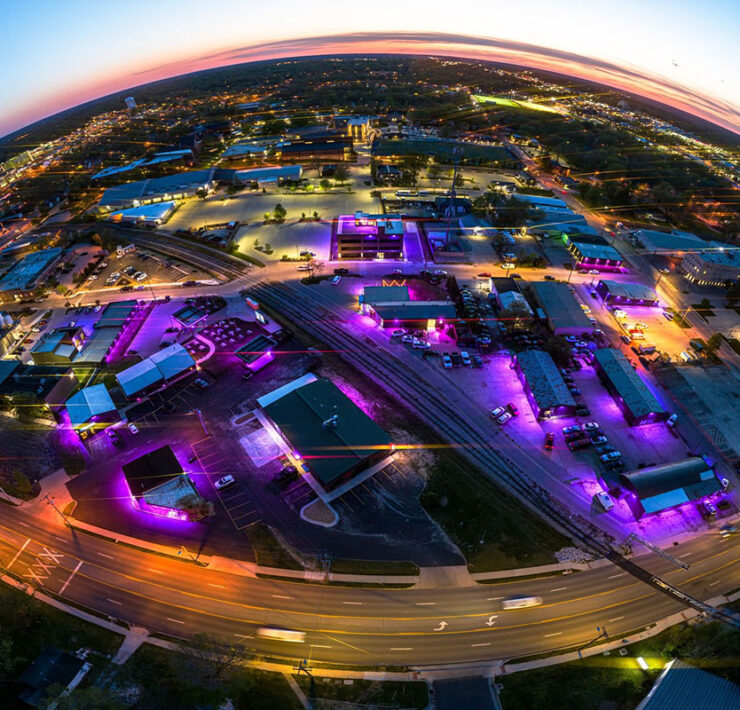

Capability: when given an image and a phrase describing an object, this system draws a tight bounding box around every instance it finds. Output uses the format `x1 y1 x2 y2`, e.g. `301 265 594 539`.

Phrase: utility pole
444 146 463 246
44 494 71 528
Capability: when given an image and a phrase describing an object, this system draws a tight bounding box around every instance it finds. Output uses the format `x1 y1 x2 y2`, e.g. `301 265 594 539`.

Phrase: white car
215 475 236 490
433 269 448 276
390 329 406 338
666 413 678 427
127 422 140 435
583 421 600 431
596 491 615 511
460 351 471 366
412 340 430 349
588 269 599 275
401 334 415 344
496 411 513 425
489 407 506 420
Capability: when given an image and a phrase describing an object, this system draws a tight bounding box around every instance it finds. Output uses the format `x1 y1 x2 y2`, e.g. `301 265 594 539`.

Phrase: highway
1 502 739 668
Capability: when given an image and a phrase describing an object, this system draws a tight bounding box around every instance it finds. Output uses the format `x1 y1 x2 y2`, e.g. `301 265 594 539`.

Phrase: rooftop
362 286 410 304
688 249 740 267
371 301 457 321
570 240 623 262
597 280 657 302
95 300 138 329
122 445 184 497
234 165 303 182
0 247 62 292
65 384 116 427
19 647 87 709
116 343 195 397
107 201 177 223
532 281 592 331
99 168 215 207
516 349 576 410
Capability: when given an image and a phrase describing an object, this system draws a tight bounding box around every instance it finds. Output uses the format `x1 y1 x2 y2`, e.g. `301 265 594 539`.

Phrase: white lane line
415 602 436 606
272 594 291 600
545 632 562 638
234 633 253 639
208 583 226 589
310 644 332 648
54 536 67 543
167 617 185 624
7 538 30 570
471 642 491 647
59 560 83 594
106 598 123 606
342 601 362 605
17 521 31 528
608 573 624 579
550 587 568 592
148 568 164 574
390 647 413 651
709 580 721 586
679 553 692 558
97 552 114 560
487 597 504 601
609 616 624 622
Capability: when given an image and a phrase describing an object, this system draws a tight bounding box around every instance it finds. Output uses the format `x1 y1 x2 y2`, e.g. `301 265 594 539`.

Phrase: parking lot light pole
192 408 209 436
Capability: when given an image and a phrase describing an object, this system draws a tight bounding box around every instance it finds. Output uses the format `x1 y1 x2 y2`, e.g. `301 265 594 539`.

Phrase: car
583 421 600 431
412 340 431 349
510 273 522 279
590 290 599 299
296 265 311 271
472 354 483 368
563 375 574 383
401 334 415 344
194 378 209 388
477 272 491 278
700 499 718 517
215 475 236 491
666 413 678 427
496 411 513 425
588 269 600 275
106 429 122 446
31 326 41 333
600 451 622 463
544 275 556 280
450 352 463 367
595 444 616 455
575 407 591 416
442 353 452 369
591 435 608 446
663 311 674 321
635 322 648 330
720 525 737 537
544 432 555 450
433 269 448 276
489 407 506 420
506 402 518 416
565 430 587 442
568 387 582 396
330 275 341 285
460 351 471 366
391 329 406 338
568 438 591 451
392 269 404 275
333 268 349 275
596 491 615 511
127 422 139 435
659 267 670 274
564 335 578 343
562 425 583 435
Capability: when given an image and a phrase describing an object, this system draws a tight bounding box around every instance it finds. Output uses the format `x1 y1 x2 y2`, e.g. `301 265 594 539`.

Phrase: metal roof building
531 281 592 334
514 349 577 419
98 168 216 210
116 343 195 398
593 348 667 426
618 457 721 518
65 383 117 429
595 280 659 307
263 377 393 491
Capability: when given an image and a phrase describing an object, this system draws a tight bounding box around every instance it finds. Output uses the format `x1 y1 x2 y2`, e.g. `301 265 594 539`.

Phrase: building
512 192 571 211
98 168 216 212
514 349 577 419
595 280 660 307
122 445 199 521
497 290 534 316
260 376 393 493
235 333 277 372
276 135 353 162
593 348 667 426
375 164 402 184
91 149 193 180
106 201 177 226
125 96 137 109
434 196 472 216
0 247 63 302
636 659 740 710
234 165 302 187
116 343 196 399
618 457 722 518
679 249 740 286
531 281 593 335
65 383 119 434
566 236 623 270
0 362 78 416
360 285 457 330
18 647 91 709
334 115 373 141
30 327 86 366
335 212 404 260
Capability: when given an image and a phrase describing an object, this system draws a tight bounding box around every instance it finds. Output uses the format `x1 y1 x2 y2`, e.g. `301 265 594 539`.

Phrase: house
18 646 91 708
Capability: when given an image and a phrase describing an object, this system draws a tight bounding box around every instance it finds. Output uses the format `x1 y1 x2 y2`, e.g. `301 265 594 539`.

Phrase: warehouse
618 457 722 519
531 281 592 335
276 136 353 162
595 280 660 307
106 201 177 226
261 376 393 493
0 247 63 303
514 349 577 419
593 348 667 426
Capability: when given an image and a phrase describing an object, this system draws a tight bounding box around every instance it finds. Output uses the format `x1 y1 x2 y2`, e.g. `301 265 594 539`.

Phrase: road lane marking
97 553 114 560
167 617 185 624
390 647 413 651
709 580 721 586
54 536 67 543
208 583 226 589
59 560 83 594
17 521 30 528
486 597 504 601
550 587 568 592
310 644 332 648
148 568 164 574
545 632 562 638
679 553 692 558
608 573 624 579
7 538 30 570
609 616 624 622
415 602 436 606
272 594 291 600
106 598 122 606
342 601 362 605
234 634 253 639
471 642 491 647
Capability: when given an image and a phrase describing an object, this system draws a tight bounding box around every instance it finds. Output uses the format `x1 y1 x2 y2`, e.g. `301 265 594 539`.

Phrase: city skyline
2 0 739 138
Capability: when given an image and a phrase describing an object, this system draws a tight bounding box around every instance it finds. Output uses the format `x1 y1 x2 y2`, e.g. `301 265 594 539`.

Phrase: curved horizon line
3 31 739 140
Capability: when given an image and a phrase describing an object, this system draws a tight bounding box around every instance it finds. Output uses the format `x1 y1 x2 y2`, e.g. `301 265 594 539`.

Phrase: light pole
177 545 199 563
44 494 72 528
191 408 209 436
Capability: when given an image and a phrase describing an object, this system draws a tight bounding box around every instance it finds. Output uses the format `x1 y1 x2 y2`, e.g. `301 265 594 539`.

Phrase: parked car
575 406 591 417
600 451 622 463
391 329 406 338
544 432 555 450
472 354 483 368
583 422 600 431
507 402 518 416
666 413 678 428
565 430 587 442
401 334 415 344
496 411 513 425
194 378 209 388
442 353 452 369
596 491 615 511
460 351 471 366
489 407 506 420
215 475 236 491
127 422 140 435
450 352 463 367
106 429 122 446
412 340 430 349
562 425 583 435
591 435 608 446
568 438 591 451
700 499 718 517
544 275 556 280
595 444 616 455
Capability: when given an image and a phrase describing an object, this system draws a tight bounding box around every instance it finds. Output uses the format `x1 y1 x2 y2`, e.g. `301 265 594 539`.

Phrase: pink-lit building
335 212 404 260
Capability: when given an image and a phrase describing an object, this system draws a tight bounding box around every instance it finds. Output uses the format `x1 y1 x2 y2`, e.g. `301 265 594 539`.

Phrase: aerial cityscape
0 2 739 709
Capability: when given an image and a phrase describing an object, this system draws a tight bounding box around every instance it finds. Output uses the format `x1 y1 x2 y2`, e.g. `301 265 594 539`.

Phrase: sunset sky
2 0 738 138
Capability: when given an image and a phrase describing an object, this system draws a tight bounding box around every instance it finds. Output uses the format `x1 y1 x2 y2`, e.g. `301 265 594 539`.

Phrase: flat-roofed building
30 327 86 365
106 201 177 226
276 135 353 162
0 248 63 302
618 457 721 519
679 249 740 286
262 376 393 493
0 362 78 416
360 285 456 330
531 281 592 335
567 238 623 270
235 333 276 372
234 165 303 186
514 349 577 419
593 348 667 426
335 212 404 260
595 280 659 307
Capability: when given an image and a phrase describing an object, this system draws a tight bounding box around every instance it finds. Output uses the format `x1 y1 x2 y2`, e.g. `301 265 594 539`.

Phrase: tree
273 203 287 222
306 259 324 278
312 210 319 220
43 685 125 710
499 301 534 332
195 188 207 200
333 164 350 184
319 178 332 191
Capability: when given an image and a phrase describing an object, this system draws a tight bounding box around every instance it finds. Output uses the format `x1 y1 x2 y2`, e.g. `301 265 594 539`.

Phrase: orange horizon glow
4 32 739 139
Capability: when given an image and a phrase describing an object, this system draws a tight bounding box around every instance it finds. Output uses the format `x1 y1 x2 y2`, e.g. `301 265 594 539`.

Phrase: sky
1 0 738 138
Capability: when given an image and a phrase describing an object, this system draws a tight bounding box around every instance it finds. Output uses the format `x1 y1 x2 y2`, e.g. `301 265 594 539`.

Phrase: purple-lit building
65 383 119 435
236 334 276 372
566 236 623 271
122 445 199 522
360 285 457 331
514 349 577 420
336 212 404 260
595 280 659 307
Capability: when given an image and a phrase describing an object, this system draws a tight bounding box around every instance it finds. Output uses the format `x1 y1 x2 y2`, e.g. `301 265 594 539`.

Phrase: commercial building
595 280 660 307
679 249 740 286
116 343 196 399
513 193 571 211
30 327 86 366
65 383 119 433
275 135 353 162
531 281 592 335
261 376 393 493
122 445 199 522
106 201 177 226
0 362 78 416
335 212 404 260
567 236 623 270
234 165 303 187
0 247 63 302
98 168 216 212
498 289 534 316
360 286 457 330
593 348 667 426
618 457 722 519
375 164 402 184
235 334 277 372
91 149 193 180
334 115 373 141
514 349 577 419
